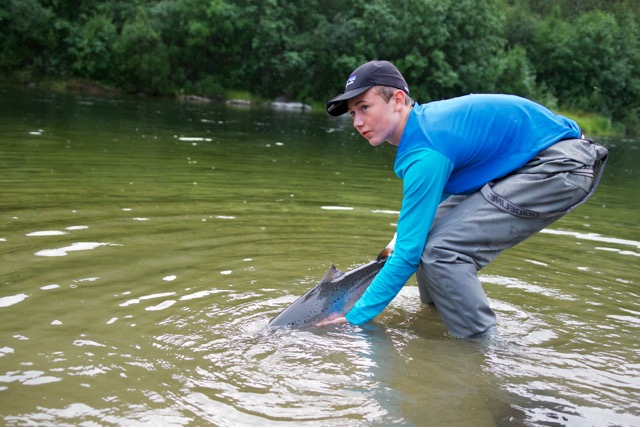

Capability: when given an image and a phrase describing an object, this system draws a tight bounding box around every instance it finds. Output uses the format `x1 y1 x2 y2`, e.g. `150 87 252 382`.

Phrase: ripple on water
0 91 637 427
0 294 29 308
34 242 121 257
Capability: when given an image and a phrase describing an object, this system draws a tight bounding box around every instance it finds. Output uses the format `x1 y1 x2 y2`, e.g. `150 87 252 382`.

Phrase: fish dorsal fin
319 265 344 283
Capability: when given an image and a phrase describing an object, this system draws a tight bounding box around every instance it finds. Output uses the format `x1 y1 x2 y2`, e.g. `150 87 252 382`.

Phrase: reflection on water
0 87 639 426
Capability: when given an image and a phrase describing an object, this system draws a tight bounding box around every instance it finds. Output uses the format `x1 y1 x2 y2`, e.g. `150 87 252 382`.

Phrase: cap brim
326 85 372 116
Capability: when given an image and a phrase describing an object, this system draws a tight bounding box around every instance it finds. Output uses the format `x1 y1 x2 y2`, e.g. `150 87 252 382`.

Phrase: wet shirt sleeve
346 149 453 325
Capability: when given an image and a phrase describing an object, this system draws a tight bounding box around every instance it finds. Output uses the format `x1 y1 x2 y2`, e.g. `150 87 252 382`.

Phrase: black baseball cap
326 60 410 116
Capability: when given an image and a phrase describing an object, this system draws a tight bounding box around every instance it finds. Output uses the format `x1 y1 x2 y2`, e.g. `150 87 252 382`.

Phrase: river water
0 87 638 427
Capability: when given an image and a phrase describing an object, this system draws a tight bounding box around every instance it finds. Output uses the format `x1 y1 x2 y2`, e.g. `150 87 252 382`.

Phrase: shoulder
395 147 453 178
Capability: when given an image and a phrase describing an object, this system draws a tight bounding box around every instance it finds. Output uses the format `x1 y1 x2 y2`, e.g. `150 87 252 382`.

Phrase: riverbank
7 78 630 138
555 109 622 138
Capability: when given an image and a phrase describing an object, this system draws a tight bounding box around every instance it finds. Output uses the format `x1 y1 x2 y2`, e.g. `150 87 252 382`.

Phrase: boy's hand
316 314 347 327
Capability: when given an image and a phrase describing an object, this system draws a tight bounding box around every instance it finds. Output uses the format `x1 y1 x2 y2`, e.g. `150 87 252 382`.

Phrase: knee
421 242 463 270
418 249 450 285
421 244 480 286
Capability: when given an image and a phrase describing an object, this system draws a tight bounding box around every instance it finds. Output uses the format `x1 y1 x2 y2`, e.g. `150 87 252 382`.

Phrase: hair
372 85 413 106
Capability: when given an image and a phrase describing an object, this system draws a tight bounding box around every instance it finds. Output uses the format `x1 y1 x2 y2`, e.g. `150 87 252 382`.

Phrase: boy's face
346 89 404 147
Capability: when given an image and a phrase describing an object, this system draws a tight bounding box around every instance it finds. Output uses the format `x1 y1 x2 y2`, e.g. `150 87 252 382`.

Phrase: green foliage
0 0 57 80
393 0 508 101
531 5 639 134
565 111 619 138
67 14 117 81
0 0 638 135
495 45 537 99
112 7 170 94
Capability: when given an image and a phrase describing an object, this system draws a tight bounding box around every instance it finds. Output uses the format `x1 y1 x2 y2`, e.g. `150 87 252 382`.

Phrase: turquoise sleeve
346 149 454 325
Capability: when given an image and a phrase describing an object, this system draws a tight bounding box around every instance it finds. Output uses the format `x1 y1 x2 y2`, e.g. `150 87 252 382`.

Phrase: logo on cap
345 74 356 87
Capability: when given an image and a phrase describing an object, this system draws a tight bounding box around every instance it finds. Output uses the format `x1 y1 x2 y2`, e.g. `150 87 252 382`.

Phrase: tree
67 14 117 82
0 0 57 80
112 6 170 94
531 7 639 125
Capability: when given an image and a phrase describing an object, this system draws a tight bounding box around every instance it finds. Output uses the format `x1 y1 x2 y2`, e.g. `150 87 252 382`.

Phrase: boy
319 60 607 338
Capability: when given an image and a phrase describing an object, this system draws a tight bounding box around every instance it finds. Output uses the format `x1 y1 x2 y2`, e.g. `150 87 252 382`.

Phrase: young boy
319 60 608 338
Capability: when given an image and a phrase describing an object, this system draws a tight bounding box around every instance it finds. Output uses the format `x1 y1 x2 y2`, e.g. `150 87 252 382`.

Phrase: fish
268 246 392 328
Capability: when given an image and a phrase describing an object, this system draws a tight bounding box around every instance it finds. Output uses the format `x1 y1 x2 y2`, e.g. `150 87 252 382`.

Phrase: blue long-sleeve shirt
345 94 581 325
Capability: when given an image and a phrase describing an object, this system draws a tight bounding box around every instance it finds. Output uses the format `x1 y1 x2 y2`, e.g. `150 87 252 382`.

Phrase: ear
392 89 407 112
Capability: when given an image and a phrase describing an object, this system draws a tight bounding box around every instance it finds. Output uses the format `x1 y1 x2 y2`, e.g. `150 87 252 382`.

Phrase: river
0 87 639 426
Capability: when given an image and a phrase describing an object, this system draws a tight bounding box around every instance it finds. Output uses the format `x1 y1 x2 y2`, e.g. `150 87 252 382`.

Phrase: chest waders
414 137 608 338
480 139 609 219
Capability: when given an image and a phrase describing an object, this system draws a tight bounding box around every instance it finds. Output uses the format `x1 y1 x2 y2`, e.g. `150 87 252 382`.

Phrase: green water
1 87 639 426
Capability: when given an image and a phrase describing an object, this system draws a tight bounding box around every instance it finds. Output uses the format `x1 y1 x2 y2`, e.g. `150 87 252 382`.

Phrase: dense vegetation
1 0 638 135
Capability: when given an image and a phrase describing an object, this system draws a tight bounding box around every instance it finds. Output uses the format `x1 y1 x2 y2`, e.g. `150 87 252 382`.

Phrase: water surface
0 87 639 426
